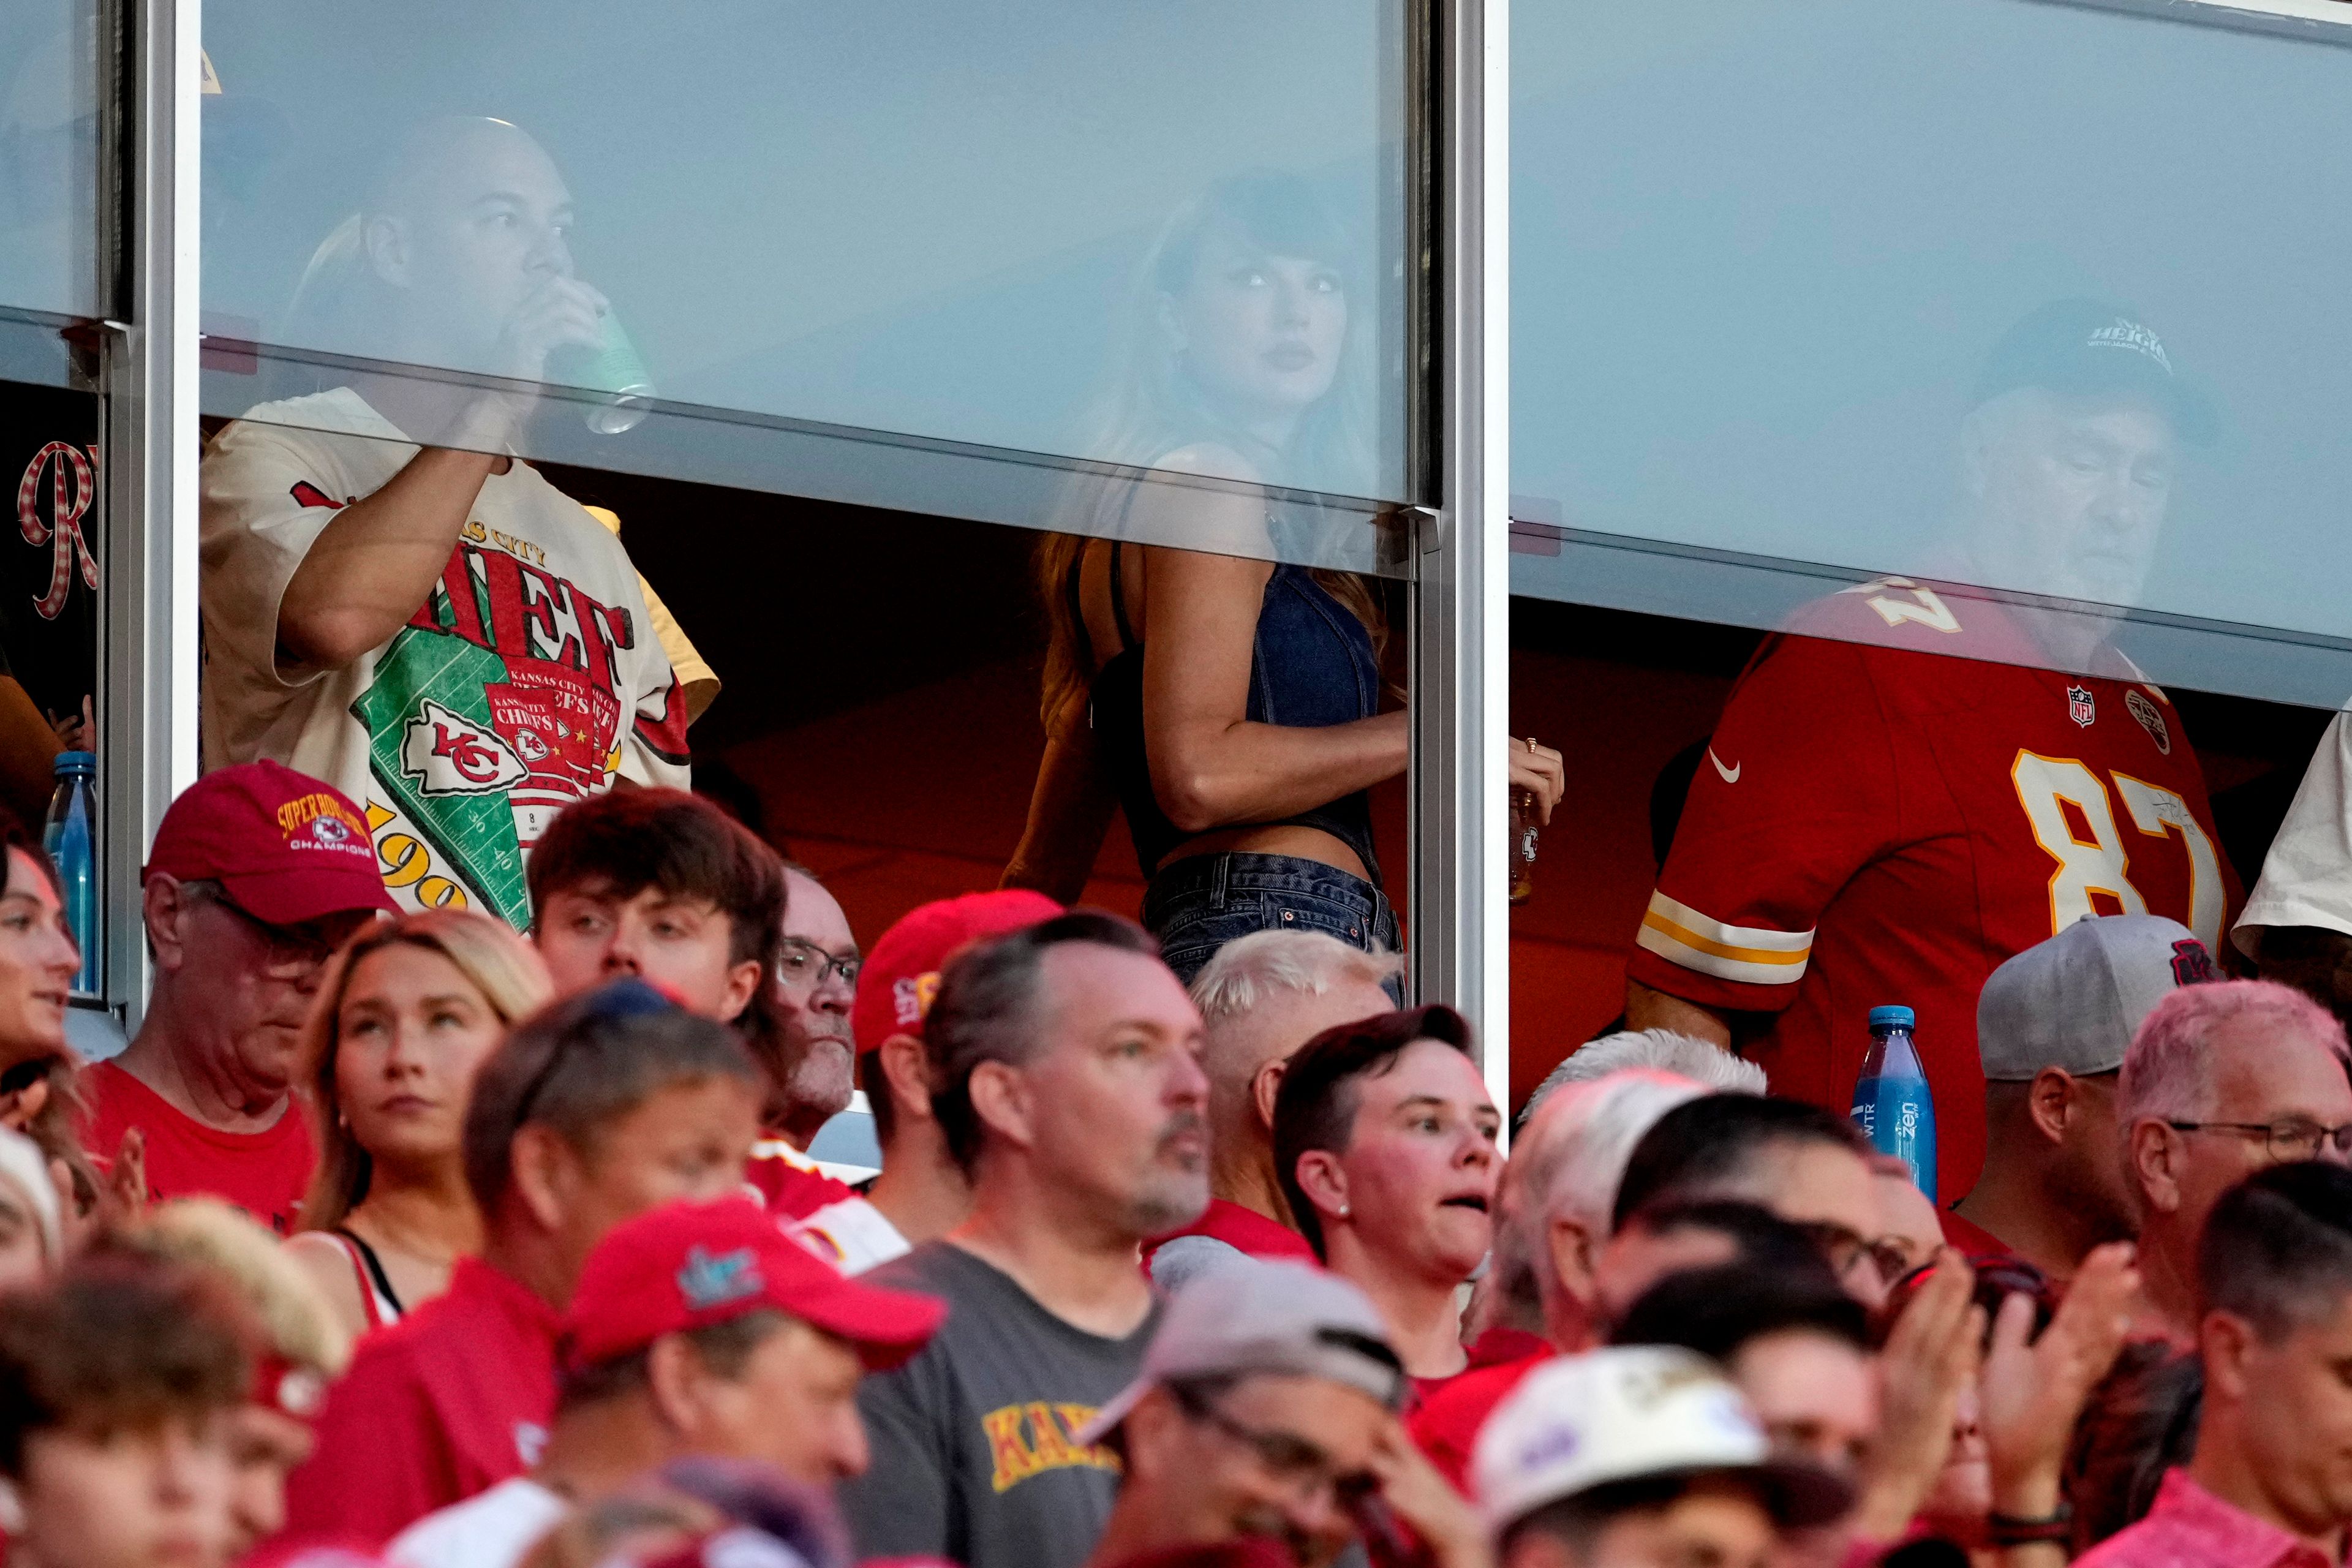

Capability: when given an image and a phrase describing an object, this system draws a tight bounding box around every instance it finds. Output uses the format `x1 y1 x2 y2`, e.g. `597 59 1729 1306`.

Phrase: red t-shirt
277 1257 560 1547
1407 1349 1550 1493
81 1061 315 1234
1627 581 2234 1194
1142 1199 1319 1269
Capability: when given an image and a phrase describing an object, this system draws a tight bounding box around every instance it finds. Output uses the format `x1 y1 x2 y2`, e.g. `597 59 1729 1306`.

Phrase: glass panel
0 0 102 320
197 0 1412 573
0 377 104 995
1513 0 2352 707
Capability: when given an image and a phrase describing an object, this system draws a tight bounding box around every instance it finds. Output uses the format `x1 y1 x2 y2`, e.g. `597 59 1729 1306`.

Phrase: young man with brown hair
527 788 875 1239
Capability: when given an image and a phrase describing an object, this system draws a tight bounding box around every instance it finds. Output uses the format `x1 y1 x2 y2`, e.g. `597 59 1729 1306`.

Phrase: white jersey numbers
2113 773 2225 951
2011 750 2223 951
1847 576 1964 635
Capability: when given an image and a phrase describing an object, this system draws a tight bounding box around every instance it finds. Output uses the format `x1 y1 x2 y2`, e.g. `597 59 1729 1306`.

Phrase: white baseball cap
1074 1259 1405 1447
1472 1347 1852 1538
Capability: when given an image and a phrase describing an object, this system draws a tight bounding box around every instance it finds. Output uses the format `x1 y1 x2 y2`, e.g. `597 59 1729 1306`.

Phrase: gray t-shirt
840 1241 1161 1568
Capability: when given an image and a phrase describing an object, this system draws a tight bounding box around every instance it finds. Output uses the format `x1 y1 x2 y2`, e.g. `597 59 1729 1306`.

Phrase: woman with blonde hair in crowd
283 908 551 1340
1007 172 1559 981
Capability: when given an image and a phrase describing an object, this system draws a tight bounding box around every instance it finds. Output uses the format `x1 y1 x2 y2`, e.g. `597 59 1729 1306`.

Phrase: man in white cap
1947 913 2217 1278
1473 1346 1851 1568
1078 1260 1485 1568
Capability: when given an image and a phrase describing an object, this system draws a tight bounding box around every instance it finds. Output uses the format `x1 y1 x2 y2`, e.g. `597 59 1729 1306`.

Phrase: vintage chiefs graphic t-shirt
200 390 690 927
1627 577 2237 1196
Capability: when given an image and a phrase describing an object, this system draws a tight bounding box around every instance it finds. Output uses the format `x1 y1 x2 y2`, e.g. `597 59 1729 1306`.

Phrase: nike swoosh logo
1709 748 1741 784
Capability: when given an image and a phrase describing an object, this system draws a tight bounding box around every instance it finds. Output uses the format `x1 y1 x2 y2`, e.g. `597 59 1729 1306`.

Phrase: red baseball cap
564 1196 945 1372
144 761 396 924
850 890 1061 1055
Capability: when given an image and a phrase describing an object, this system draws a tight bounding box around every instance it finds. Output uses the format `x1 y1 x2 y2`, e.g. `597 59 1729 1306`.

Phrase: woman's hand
1855 1252 1985 1542
1509 736 1565 825
1982 1242 2139 1517
1364 1417 1491 1568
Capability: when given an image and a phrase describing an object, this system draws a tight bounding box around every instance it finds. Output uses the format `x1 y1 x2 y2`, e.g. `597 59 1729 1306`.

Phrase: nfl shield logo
2067 685 2096 728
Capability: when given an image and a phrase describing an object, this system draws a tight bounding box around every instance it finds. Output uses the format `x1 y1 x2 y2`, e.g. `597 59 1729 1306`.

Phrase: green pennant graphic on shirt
351 624 532 928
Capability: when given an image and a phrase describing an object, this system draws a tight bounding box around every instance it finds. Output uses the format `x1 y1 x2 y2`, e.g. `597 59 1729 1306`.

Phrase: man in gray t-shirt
837 912 1212 1568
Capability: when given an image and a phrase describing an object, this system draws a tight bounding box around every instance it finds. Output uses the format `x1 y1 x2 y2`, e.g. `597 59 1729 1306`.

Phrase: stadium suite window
1510 0 2352 712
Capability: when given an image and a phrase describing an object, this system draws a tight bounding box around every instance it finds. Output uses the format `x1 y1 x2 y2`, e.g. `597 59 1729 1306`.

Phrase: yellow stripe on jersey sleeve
1635 891 1813 986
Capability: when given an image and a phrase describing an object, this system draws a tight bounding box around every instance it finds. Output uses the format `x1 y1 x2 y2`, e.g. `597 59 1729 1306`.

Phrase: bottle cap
1867 1005 1915 1030
51 751 94 778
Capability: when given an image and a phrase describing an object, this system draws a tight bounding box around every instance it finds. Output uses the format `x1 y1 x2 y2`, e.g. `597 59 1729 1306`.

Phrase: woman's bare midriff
1158 823 1368 883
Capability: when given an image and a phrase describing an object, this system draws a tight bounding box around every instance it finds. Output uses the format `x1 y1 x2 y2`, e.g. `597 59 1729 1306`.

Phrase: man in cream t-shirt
200 116 693 926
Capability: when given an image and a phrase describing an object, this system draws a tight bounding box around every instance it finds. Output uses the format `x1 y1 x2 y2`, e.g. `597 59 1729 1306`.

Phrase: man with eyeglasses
83 761 394 1232
2119 977 2352 1343
767 864 861 1152
1078 1259 1486 1568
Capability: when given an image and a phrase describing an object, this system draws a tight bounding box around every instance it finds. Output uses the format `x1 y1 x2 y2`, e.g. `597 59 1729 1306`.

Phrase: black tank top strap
1063 552 1088 658
334 1224 405 1316
1107 540 1139 652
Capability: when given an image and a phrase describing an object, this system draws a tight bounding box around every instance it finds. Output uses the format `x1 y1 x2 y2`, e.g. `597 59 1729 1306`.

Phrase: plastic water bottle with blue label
1851 1004 1936 1203
42 751 97 994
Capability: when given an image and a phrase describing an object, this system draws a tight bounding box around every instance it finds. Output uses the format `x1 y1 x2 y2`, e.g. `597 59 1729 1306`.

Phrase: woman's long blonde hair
295 909 553 1235
1036 172 1388 736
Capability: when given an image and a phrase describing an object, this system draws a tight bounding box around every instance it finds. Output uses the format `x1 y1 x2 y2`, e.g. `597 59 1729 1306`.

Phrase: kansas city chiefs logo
399 699 528 796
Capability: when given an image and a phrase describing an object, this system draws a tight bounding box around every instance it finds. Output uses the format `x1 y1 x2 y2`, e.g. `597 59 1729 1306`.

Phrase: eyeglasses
775 937 859 992
2166 1118 2352 1164
1169 1383 1378 1510
1794 1219 1913 1288
190 886 355 978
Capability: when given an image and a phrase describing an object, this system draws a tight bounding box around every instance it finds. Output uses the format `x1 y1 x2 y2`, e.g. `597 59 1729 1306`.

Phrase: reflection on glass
0 1 100 318
269 118 624 443
1003 178 1408 973
200 0 1409 536
1897 300 2201 679
1512 0 2352 706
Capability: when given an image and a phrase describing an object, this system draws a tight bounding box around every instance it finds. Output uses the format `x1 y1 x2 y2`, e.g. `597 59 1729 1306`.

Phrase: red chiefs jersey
1627 578 2236 1196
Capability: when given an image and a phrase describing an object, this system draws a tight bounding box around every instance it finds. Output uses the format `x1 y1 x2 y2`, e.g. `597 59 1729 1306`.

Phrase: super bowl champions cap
1075 1259 1406 1447
1977 913 2218 1081
1472 1347 1852 1539
143 761 395 925
1972 300 2216 445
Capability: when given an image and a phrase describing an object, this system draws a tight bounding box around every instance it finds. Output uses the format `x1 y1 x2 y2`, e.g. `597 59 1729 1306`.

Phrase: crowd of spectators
0 737 2347 1568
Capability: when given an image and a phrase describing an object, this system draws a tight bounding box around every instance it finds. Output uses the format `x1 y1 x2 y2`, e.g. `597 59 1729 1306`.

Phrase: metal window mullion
1412 0 1509 1129
102 0 202 1028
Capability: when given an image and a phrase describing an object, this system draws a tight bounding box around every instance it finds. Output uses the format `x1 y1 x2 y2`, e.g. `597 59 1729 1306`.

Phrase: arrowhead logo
398 699 528 797
1708 748 1741 785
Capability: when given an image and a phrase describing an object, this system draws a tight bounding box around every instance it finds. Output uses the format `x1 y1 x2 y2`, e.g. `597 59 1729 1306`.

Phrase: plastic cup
547 313 654 435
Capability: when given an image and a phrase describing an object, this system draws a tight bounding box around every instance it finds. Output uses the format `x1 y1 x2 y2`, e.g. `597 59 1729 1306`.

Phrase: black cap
1972 300 2216 445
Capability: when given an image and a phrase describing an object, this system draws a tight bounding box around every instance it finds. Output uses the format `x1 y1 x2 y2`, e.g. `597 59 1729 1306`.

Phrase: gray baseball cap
1075 1259 1406 1446
1977 913 2218 1080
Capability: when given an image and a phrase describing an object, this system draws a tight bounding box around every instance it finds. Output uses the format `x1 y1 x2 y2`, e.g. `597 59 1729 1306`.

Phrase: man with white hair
1518 1030 1764 1131
1410 1068 1731 1489
2118 978 2352 1341
1144 931 1401 1291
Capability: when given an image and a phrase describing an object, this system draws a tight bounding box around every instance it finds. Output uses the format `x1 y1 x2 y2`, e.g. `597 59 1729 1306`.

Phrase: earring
1339 1204 1351 1218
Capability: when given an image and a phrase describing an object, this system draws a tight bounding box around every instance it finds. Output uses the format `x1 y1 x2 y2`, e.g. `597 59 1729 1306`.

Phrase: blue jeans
1144 851 1404 998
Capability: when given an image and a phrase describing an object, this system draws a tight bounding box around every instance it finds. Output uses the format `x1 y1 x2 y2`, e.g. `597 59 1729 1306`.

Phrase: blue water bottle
1852 1004 1936 1203
42 751 97 994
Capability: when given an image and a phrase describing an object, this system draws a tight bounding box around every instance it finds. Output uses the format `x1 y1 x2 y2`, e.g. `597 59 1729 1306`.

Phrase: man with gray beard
839 911 1212 1568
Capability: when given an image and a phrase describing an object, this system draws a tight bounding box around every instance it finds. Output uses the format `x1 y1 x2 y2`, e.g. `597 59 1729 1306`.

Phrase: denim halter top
1077 541 1384 883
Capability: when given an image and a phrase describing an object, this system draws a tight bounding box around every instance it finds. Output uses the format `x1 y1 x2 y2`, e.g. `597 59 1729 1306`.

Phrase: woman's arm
1140 541 1409 834
1002 718 1120 904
